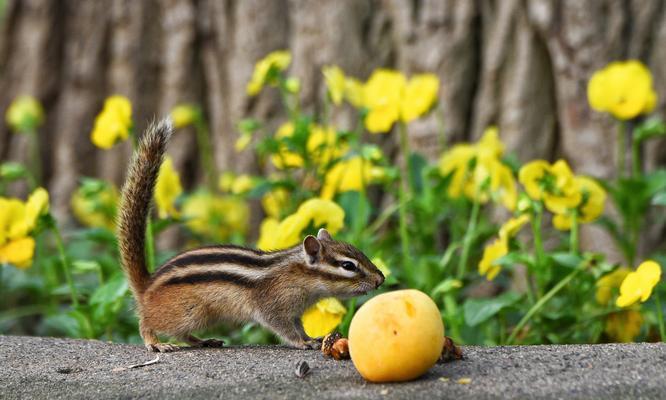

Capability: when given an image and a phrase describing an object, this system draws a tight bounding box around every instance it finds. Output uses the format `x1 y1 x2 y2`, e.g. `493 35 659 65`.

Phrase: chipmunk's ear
317 228 332 242
303 235 321 264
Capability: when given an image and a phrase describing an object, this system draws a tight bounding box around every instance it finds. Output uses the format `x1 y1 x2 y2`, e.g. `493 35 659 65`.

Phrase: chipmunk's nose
375 272 385 288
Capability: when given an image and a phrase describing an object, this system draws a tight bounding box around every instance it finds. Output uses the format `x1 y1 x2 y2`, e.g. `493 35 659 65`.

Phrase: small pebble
294 361 310 378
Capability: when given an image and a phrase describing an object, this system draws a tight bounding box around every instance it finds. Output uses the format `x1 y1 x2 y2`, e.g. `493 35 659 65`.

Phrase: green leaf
634 117 666 143
438 242 461 270
90 274 128 305
549 252 583 269
409 153 428 193
431 279 463 297
337 191 372 229
0 162 27 180
463 291 522 327
652 191 666 206
71 260 102 274
43 310 94 339
494 252 534 269
237 118 261 135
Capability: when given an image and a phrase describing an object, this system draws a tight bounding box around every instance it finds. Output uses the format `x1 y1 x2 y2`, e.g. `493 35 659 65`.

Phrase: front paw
295 338 322 350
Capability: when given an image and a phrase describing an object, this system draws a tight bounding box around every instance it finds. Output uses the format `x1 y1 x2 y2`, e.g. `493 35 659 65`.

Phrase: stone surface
1 335 665 399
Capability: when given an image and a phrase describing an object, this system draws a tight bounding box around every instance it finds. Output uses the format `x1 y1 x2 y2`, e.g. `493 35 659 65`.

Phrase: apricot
348 289 444 382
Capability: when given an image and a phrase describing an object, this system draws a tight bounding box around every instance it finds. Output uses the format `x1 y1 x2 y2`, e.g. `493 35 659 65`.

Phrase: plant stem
397 184 412 283
436 108 447 154
194 116 217 191
617 121 626 178
397 122 414 283
444 293 462 343
51 220 78 308
570 211 579 255
457 200 480 280
631 134 641 178
507 268 581 344
146 217 155 273
655 292 666 342
29 129 42 186
398 122 414 193
531 205 546 297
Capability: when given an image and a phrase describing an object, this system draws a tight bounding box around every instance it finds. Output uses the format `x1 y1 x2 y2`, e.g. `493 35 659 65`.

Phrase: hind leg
141 323 180 353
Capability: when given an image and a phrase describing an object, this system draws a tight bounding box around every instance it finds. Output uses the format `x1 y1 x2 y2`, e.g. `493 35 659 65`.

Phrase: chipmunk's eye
340 261 357 271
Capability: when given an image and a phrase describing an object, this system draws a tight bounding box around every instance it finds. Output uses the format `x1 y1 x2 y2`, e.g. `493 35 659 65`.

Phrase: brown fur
117 117 385 352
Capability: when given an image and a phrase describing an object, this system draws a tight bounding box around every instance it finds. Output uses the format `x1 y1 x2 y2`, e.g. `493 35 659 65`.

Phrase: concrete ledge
1 335 665 399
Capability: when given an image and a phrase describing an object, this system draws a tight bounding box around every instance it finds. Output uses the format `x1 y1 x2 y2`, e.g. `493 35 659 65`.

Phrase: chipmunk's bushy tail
118 118 173 299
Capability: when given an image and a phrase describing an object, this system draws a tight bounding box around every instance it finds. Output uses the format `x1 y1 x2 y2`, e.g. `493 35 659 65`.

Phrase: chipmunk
117 118 385 352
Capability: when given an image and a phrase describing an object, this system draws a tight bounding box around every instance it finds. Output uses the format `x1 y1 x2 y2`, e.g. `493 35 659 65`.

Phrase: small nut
439 336 463 363
321 332 342 357
330 338 350 360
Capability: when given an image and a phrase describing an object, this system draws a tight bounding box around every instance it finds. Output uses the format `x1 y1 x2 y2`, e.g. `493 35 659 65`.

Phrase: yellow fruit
348 289 444 382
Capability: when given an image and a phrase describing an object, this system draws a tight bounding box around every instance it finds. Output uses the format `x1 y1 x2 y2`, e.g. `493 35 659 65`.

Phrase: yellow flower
270 122 304 169
588 60 657 120
553 176 606 231
605 310 643 343
170 104 198 128
320 157 384 200
478 238 508 281
71 181 119 230
24 187 49 231
154 156 182 219
271 123 347 169
0 188 47 269
91 95 132 149
218 172 235 193
6 95 44 132
518 159 581 214
616 260 662 308
308 125 347 168
595 267 631 306
0 198 28 241
362 70 441 132
257 198 345 250
302 297 347 338
439 143 476 198
246 50 292 96
0 236 36 269
400 74 439 123
363 69 406 133
262 189 289 219
465 156 517 210
439 127 516 210
235 133 252 152
476 126 504 158
231 174 254 195
323 65 346 105
344 77 365 107
288 198 345 236
182 191 249 241
498 214 530 242
257 218 281 251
